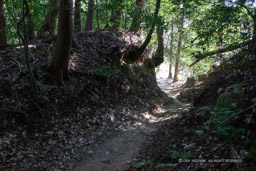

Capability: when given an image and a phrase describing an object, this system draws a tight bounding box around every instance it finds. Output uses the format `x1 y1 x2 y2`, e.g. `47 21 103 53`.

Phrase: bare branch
190 39 252 67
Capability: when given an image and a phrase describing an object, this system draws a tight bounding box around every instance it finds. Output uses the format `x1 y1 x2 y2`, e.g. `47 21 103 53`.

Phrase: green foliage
195 130 204 135
135 156 152 168
155 163 179 168
215 87 245 111
97 63 119 77
171 150 191 160
197 84 246 137
245 144 256 161
154 150 191 168
196 83 246 136
4 0 52 44
199 106 212 112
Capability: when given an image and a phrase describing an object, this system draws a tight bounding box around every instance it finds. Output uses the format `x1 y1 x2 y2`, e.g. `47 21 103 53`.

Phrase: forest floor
74 78 188 171
1 30 255 170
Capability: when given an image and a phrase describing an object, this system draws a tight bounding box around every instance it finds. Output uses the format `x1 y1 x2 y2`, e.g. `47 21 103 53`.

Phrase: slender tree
74 0 81 31
153 18 164 67
0 0 7 45
27 0 35 40
17 0 36 90
38 0 58 37
168 20 174 79
173 14 184 82
49 0 72 85
95 0 99 29
85 0 94 31
130 0 144 33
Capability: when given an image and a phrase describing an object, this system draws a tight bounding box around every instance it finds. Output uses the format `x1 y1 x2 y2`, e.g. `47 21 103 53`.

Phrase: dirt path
74 78 185 171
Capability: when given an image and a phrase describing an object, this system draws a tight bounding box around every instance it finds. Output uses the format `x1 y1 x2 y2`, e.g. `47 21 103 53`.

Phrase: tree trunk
124 0 161 62
27 0 35 40
129 0 143 33
38 0 58 37
253 14 256 56
74 0 81 31
49 0 72 85
153 21 164 67
168 64 173 79
173 32 182 82
95 0 100 29
168 21 174 79
108 8 121 28
0 0 7 45
173 15 184 83
85 0 94 31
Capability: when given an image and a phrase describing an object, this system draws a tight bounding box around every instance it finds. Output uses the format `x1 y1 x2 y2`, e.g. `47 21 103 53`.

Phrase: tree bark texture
27 0 35 40
173 30 183 82
74 0 81 31
253 14 256 56
85 0 94 31
168 21 174 79
153 22 164 67
129 0 143 33
168 64 173 79
0 0 7 45
95 0 99 29
108 8 121 28
173 14 184 83
39 0 58 37
124 0 161 63
49 0 72 85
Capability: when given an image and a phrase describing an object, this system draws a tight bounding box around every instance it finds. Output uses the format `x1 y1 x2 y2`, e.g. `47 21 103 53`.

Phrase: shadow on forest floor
73 79 188 171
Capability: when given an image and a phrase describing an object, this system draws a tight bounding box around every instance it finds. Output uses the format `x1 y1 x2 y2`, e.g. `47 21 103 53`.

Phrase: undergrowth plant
97 63 119 77
196 84 246 138
155 150 191 168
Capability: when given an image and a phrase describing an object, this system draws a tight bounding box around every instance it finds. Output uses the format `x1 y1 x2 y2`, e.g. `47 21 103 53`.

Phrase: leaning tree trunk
0 0 7 45
85 0 94 31
173 15 184 83
153 20 164 67
129 0 144 33
123 0 161 63
189 39 252 67
38 0 58 37
74 0 81 31
27 0 35 40
49 0 72 85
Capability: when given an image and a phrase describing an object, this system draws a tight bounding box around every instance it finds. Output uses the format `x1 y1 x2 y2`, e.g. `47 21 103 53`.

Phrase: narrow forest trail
74 78 188 171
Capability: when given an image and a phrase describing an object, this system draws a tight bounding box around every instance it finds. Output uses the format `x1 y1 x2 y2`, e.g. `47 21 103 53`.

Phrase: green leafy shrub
136 156 152 168
171 150 191 160
245 144 256 162
197 84 246 137
97 63 119 77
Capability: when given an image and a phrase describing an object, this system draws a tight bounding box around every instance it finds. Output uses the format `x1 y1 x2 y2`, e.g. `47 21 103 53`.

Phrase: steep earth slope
0 29 164 170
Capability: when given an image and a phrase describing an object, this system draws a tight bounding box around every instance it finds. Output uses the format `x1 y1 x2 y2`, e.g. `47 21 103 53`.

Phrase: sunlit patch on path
74 78 188 171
